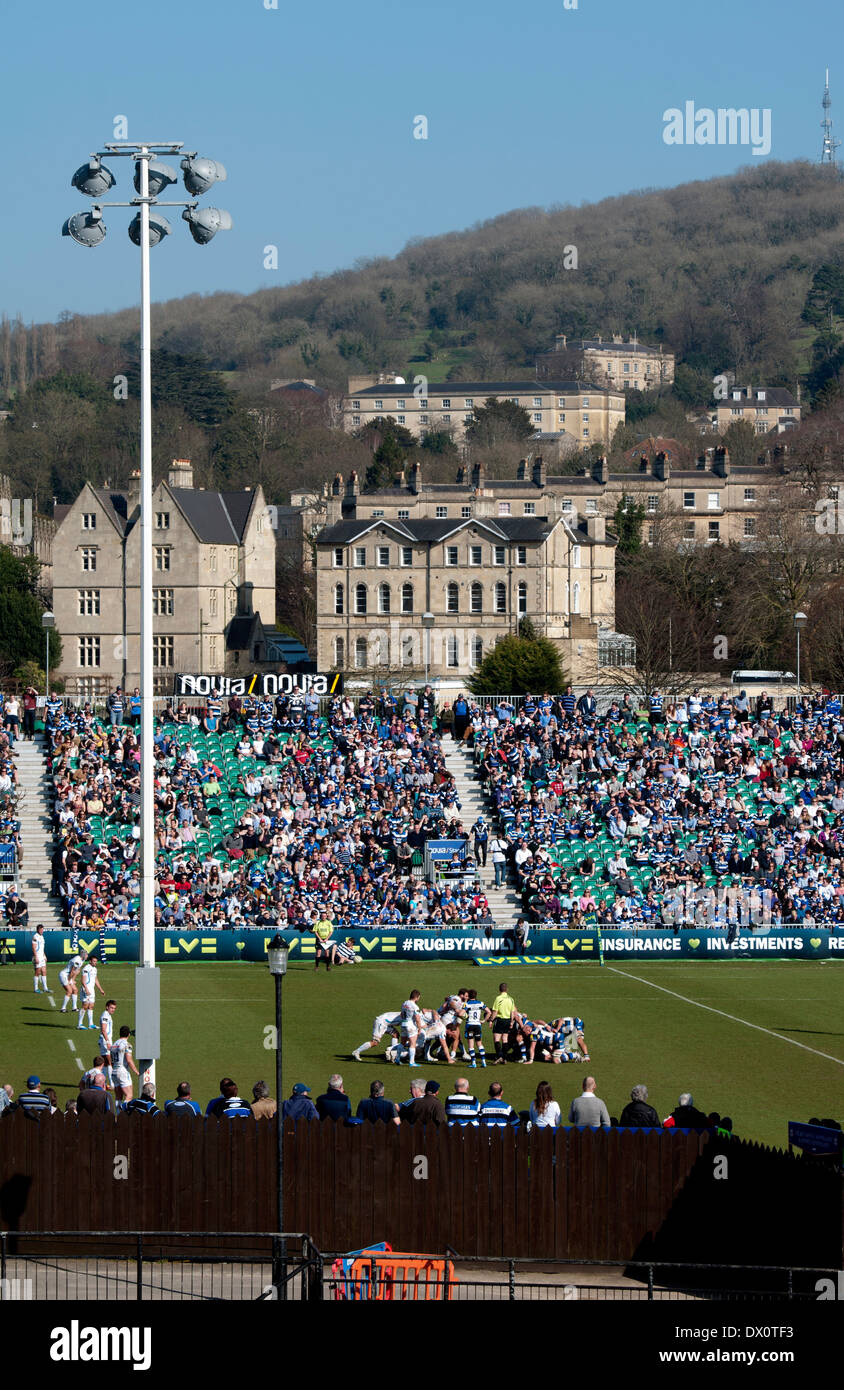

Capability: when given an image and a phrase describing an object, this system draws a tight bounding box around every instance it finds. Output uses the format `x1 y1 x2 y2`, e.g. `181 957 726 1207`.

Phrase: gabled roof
225 612 265 652
166 486 256 544
316 515 558 547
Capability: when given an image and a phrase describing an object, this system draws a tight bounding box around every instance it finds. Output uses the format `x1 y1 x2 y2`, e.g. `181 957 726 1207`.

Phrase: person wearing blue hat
281 1082 318 1121
18 1076 51 1116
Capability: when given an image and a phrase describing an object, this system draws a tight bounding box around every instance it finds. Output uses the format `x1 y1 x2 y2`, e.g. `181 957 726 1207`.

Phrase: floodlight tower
64 141 232 1086
821 69 841 166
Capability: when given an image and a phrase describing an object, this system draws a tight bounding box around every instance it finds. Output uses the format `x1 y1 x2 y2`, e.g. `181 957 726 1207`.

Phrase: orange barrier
332 1248 457 1300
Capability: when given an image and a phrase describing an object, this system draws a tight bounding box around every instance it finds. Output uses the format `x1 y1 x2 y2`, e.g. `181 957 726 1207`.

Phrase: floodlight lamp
128 212 172 247
62 208 106 247
71 157 115 198
181 155 227 196
182 206 233 245
133 159 178 197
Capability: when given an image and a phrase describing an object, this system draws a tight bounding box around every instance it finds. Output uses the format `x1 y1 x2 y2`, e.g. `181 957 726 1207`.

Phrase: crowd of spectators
42 687 496 935
10 682 844 936
464 687 844 928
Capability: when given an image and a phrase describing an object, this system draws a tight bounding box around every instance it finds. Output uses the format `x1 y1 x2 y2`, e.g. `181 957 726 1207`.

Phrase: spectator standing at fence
125 1083 159 1115
129 688 142 726
479 1082 519 1129
445 1078 481 1127
0 1083 14 1114
399 1078 426 1120
316 1074 352 1122
619 1084 661 1128
164 1082 202 1116
529 1081 561 1130
4 694 20 745
206 1078 241 1118
568 1076 611 1128
356 1079 400 1126
77 1079 111 1115
404 1079 446 1126
250 1080 277 1119
18 1076 51 1117
281 1083 318 1121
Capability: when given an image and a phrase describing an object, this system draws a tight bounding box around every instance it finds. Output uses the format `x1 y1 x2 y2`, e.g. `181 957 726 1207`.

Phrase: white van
730 669 796 685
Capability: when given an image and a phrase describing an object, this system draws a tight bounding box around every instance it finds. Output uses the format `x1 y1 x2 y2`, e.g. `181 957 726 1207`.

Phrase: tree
802 262 844 329
357 417 416 488
612 496 646 556
464 398 535 448
0 550 62 675
722 420 759 469
468 633 567 696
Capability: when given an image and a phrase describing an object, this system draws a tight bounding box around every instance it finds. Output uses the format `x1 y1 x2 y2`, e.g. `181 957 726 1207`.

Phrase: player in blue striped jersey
463 990 491 1069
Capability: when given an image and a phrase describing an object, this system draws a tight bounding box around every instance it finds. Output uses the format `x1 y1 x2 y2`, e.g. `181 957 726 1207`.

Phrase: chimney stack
517 458 527 480
168 458 194 490
471 460 486 490
346 470 359 498
237 582 254 616
332 473 343 496
591 455 609 485
713 445 731 478
532 456 547 488
410 459 422 494
586 514 606 542
652 451 670 482
127 469 141 510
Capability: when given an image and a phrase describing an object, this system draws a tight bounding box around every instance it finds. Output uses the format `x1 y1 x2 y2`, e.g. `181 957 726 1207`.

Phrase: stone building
536 334 675 389
314 459 623 685
52 460 276 696
342 375 624 450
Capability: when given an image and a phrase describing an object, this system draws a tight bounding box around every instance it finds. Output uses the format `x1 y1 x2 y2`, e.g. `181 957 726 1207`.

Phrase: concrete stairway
441 739 523 927
13 735 64 929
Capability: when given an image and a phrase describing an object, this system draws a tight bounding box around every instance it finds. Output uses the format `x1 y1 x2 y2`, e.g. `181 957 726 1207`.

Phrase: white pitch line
606 966 844 1067
47 993 55 1008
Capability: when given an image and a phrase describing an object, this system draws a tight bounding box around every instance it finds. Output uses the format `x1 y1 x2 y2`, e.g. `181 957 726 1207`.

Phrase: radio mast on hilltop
820 68 841 165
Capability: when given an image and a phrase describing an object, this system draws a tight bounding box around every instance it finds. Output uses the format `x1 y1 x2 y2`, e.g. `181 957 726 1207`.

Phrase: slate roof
168 487 254 544
350 379 613 398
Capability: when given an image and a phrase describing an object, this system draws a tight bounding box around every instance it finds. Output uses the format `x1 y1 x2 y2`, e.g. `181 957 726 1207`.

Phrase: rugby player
463 990 492 1069
352 1008 402 1062
398 990 425 1068
32 925 51 994
58 948 86 1013
98 1000 117 1083
77 952 105 1030
110 1025 140 1103
437 988 469 1063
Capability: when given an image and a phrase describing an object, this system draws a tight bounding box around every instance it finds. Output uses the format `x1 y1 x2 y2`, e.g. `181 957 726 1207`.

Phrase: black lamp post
267 933 289 1297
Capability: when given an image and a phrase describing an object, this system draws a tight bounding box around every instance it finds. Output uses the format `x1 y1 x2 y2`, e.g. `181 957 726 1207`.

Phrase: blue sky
1 0 841 323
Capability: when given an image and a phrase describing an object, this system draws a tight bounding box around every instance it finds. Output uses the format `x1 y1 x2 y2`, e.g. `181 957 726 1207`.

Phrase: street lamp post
64 142 232 1086
422 611 435 685
267 934 289 1299
41 611 55 695
794 611 807 696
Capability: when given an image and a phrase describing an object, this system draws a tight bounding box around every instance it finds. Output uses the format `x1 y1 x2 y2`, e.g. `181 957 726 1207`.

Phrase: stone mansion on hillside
313 443 811 684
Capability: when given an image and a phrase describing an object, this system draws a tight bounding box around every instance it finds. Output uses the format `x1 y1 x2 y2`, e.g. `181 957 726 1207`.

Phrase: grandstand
2 683 841 939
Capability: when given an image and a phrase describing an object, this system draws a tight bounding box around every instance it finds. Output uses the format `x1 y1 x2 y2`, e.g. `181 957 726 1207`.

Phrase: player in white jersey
58 950 86 1013
351 1010 401 1062
31 925 51 994
398 990 425 1067
438 989 470 1062
77 953 105 1030
110 1026 139 1102
98 1000 117 1075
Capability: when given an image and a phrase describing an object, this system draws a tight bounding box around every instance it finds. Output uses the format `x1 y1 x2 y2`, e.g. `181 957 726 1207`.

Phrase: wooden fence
1 1112 841 1266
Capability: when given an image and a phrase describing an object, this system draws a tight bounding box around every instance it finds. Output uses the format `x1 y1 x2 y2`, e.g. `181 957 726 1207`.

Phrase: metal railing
0 1231 324 1302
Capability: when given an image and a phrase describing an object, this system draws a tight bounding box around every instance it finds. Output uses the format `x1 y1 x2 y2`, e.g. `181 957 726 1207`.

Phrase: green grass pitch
2 960 842 1149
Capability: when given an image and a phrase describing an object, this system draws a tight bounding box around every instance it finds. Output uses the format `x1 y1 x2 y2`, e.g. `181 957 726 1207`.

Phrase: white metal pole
138 148 156 1087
